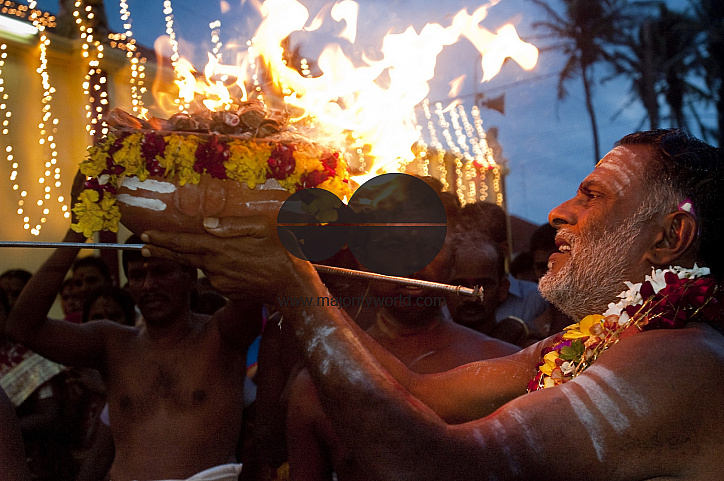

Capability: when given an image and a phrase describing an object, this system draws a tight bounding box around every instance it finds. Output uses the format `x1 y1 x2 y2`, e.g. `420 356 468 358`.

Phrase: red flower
107 133 129 155
527 371 543 392
194 136 228 179
642 277 718 330
267 144 296 180
684 278 716 306
298 170 331 189
104 161 124 176
83 177 117 195
700 291 723 323
142 133 167 177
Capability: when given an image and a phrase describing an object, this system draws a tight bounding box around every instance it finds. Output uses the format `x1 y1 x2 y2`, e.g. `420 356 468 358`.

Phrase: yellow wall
0 27 169 314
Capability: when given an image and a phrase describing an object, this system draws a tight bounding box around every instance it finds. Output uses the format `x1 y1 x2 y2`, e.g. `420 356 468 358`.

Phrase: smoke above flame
166 0 538 180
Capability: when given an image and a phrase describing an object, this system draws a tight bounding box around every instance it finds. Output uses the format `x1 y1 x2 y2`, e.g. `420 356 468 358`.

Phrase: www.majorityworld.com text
277 294 445 309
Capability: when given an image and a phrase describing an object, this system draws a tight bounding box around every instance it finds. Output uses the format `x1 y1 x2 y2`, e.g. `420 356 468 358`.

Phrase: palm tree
607 3 716 142
653 5 703 130
691 0 724 146
529 0 636 163
607 16 662 130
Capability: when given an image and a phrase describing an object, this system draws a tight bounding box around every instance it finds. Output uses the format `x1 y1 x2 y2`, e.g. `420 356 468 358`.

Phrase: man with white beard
143 129 724 480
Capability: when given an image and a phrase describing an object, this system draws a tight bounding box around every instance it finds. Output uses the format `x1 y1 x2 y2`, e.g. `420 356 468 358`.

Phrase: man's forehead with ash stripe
592 146 646 195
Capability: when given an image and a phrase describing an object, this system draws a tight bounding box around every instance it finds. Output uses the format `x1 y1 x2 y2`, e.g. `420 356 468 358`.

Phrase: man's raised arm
5 227 109 369
6 171 124 369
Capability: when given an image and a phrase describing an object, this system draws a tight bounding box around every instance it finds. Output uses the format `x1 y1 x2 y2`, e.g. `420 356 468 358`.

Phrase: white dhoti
138 463 243 481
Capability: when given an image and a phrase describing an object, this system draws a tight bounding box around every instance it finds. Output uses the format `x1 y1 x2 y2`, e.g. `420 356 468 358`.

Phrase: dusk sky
35 0 707 225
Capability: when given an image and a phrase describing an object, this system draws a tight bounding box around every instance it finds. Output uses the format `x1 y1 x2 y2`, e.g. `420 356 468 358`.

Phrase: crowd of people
0 128 723 480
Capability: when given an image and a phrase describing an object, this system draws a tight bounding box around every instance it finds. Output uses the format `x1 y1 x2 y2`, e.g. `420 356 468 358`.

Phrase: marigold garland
71 131 353 237
528 265 721 392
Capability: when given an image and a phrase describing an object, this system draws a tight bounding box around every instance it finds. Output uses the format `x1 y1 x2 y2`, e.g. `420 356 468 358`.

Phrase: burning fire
165 0 538 182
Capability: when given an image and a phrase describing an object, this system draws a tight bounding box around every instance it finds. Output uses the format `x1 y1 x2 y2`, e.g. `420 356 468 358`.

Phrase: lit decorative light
75 0 107 137
20 1 66 235
470 105 498 202
447 107 476 204
416 100 502 205
493 167 503 206
163 0 182 111
163 0 180 64
434 102 467 205
458 106 483 201
471 106 495 168
210 20 222 61
1 1 63 236
118 0 147 116
422 99 447 191
0 42 22 209
407 123 426 175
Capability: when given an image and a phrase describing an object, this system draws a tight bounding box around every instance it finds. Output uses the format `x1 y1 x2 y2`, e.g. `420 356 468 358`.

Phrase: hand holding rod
0 241 483 301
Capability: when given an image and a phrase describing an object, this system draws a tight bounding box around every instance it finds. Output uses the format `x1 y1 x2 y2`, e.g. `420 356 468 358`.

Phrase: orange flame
166 0 538 181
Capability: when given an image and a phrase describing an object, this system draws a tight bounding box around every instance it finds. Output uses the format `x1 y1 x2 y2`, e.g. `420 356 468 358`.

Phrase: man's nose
548 197 577 228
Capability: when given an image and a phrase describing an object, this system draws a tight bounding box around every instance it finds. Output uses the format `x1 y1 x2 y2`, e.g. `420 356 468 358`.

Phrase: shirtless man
143 129 724 480
286 226 519 480
7 224 262 480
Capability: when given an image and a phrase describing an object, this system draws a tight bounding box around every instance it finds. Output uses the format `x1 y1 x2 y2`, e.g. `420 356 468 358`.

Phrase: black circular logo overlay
277 173 447 277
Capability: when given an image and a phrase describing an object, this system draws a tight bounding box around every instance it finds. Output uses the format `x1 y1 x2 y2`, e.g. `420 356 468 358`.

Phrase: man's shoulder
596 323 724 382
446 322 521 357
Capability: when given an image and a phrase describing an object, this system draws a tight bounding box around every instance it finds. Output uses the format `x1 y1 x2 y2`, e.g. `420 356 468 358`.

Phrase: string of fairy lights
23 1 65 235
119 0 147 117
210 20 221 61
75 0 107 139
162 0 183 112
413 99 502 207
0 0 153 236
420 99 447 190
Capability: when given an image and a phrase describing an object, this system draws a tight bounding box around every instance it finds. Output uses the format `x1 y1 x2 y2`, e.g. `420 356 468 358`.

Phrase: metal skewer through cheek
0 241 484 301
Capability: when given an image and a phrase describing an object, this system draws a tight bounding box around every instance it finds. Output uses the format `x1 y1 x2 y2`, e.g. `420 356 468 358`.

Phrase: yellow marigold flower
278 173 304 193
317 175 353 201
115 133 147 179
163 135 201 185
225 140 271 188
99 192 121 232
81 142 112 178
293 144 324 175
70 190 121 238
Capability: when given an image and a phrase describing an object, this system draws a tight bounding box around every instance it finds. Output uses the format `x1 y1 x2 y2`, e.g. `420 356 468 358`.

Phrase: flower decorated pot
115 175 290 235
69 123 353 238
